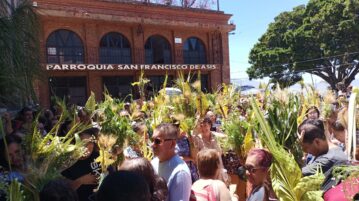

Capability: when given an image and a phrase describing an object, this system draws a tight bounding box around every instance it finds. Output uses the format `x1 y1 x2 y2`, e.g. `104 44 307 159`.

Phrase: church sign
46 64 217 71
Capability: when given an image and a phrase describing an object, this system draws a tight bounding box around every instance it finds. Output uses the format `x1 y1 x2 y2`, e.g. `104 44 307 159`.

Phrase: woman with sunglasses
245 148 276 201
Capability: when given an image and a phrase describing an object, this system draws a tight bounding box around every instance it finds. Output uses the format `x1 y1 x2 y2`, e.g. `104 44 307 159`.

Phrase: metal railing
102 0 220 11
99 48 132 64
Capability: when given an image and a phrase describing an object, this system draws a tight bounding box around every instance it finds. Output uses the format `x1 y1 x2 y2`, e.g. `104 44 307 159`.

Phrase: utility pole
217 0 219 11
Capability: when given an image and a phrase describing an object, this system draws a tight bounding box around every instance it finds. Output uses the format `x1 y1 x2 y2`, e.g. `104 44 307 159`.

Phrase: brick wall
35 0 235 107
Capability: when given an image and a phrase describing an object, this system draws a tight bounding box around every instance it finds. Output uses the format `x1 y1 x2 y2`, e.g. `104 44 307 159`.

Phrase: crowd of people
0 85 359 201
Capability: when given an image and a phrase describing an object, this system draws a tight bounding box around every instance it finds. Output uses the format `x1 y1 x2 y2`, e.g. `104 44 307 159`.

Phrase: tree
247 0 359 90
153 0 215 9
0 0 41 108
181 0 196 8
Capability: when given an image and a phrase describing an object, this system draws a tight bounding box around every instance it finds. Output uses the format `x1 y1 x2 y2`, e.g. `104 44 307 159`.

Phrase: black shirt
62 151 101 201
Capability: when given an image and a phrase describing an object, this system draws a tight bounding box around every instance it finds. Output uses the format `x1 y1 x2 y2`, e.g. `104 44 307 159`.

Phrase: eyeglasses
151 138 175 145
243 165 265 174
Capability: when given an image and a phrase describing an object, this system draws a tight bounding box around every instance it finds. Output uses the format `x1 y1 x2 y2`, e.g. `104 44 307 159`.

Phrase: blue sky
220 0 310 81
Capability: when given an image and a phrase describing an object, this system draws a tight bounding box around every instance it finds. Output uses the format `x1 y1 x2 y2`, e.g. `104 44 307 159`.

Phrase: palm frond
0 0 41 107
250 98 301 201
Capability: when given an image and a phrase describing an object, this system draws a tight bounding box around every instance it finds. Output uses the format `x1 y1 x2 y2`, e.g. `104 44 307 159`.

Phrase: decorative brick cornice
35 0 235 32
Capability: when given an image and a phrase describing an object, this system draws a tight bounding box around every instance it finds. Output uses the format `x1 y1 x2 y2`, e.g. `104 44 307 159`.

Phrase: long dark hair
119 158 168 201
96 170 151 201
40 179 79 201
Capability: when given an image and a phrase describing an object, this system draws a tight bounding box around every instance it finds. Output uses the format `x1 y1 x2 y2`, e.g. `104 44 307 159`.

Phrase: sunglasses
151 138 175 145
243 165 265 174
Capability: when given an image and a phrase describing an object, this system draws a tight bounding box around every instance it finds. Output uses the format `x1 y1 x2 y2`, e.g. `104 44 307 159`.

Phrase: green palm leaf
250 98 301 201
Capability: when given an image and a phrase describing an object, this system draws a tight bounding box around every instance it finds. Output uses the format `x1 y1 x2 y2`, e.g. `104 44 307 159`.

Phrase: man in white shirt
151 123 191 201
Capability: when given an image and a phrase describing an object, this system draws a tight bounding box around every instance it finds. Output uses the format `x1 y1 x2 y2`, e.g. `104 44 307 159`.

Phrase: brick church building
34 0 235 107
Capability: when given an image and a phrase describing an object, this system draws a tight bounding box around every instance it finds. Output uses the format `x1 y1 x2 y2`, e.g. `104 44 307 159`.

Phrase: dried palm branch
96 134 118 173
296 83 320 125
131 71 150 101
214 84 240 119
142 142 153 161
320 90 336 119
303 83 320 108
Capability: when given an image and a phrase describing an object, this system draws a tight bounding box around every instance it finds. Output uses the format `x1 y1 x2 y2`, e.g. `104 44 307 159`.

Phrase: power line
232 62 357 78
277 64 355 77
231 51 359 73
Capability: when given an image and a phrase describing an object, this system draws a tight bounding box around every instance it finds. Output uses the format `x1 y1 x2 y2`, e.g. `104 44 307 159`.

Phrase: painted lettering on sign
46 64 217 71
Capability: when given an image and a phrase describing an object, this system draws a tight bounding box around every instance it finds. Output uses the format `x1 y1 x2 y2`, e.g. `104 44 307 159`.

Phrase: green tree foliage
247 0 359 90
127 0 215 9
0 0 41 108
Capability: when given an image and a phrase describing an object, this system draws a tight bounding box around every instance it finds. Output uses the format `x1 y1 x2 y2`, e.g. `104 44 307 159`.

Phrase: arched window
183 37 206 64
145 35 172 64
46 29 84 64
99 32 131 64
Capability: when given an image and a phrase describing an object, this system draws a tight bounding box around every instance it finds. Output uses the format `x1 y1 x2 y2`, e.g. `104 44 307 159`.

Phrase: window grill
46 29 84 64
145 35 172 64
183 37 206 64
99 32 132 64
